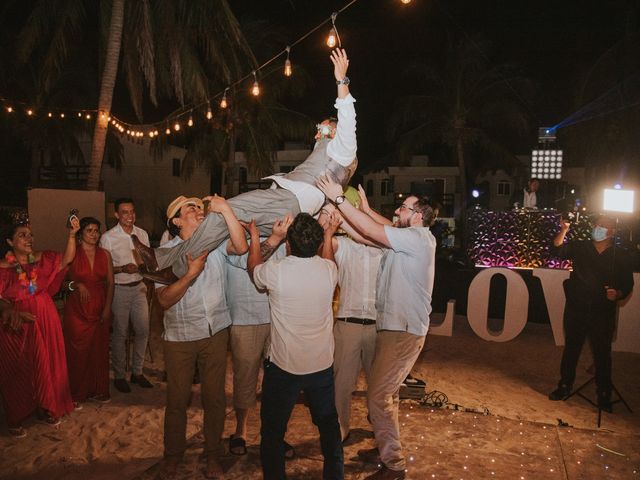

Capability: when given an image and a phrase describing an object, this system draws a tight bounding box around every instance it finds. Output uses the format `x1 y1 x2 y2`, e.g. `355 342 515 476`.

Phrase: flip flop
284 441 296 460
229 436 247 456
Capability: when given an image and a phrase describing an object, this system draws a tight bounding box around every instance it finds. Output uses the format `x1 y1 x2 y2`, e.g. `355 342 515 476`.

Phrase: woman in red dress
63 217 114 405
0 214 80 438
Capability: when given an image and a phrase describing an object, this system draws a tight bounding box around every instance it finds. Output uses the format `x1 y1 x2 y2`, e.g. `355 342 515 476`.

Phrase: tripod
564 377 632 428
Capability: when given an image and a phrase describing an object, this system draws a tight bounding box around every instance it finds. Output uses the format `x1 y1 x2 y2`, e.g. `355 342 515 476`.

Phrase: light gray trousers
111 283 149 378
156 188 300 277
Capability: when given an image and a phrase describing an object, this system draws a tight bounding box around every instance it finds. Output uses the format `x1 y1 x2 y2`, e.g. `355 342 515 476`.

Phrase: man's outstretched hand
317 174 343 203
330 48 349 82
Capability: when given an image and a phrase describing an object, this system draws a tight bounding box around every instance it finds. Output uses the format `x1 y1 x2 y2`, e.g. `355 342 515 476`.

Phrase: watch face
336 195 345 204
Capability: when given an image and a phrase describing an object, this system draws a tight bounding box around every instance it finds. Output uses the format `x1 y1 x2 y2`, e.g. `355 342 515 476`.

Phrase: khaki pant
230 324 270 409
163 328 229 458
333 320 377 440
367 330 425 471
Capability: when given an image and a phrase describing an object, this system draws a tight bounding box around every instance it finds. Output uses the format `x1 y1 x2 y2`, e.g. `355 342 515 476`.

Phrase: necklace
5 252 38 294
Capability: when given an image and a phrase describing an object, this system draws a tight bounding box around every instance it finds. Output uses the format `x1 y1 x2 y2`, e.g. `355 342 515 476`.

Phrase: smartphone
66 208 79 228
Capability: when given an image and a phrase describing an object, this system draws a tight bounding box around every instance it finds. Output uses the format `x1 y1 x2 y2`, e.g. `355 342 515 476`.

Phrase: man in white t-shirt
317 178 436 480
247 213 343 480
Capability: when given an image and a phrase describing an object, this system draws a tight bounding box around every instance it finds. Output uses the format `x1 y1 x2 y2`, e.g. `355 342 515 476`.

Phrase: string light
60 113 65 118
187 115 194 127
251 71 260 96
27 109 33 116
165 126 171 135
206 103 213 120
6 106 12 113
284 46 292 77
401 0 412 4
86 114 91 119
174 122 180 131
327 12 341 48
220 88 229 109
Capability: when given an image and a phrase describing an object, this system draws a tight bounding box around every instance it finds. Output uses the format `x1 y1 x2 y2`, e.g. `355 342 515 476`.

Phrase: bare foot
205 456 224 479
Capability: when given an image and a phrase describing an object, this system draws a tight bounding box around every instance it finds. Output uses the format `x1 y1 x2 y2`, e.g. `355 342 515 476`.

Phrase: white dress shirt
265 94 357 215
99 223 149 284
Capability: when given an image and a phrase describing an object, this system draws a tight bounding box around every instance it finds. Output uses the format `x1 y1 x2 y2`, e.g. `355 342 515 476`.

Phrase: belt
337 317 376 326
116 280 142 287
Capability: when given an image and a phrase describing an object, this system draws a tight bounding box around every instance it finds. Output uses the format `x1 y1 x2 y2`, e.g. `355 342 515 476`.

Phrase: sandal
8 426 27 438
37 411 61 426
284 441 296 460
229 435 247 456
73 402 83 411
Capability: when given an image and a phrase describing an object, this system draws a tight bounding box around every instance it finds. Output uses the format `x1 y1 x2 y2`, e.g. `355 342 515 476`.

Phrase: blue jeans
260 361 343 480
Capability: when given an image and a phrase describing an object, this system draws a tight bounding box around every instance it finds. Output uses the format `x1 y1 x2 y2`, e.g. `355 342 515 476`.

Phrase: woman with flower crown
0 213 80 438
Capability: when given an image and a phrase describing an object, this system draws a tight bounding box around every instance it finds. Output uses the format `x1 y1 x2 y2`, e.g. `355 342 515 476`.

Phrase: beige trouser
367 330 425 471
163 328 229 458
230 324 270 409
333 320 377 440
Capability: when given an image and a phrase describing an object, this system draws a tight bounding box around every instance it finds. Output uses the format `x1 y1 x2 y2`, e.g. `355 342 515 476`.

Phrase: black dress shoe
139 265 178 285
597 391 613 413
114 378 131 393
131 374 153 388
548 384 572 401
131 234 159 272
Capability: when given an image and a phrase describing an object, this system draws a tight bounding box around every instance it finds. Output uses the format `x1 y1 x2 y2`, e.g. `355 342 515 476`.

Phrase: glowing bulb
86 114 91 119
206 107 213 120
48 112 53 117
187 116 193 127
251 80 260 96
174 122 180 131
154 130 159 136
284 59 292 77
166 127 171 135
220 89 228 109
27 109 33 116
149 131 154 138
6 106 13 113
327 28 337 48
60 113 65 118
78 112 82 117
401 0 412 3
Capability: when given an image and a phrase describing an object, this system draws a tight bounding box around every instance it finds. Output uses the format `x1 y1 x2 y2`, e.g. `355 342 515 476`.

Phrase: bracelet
68 281 75 292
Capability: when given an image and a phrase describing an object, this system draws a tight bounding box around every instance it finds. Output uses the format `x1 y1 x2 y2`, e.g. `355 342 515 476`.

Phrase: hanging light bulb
284 46 292 77
166 127 171 135
187 115 194 127
27 109 33 116
400 0 412 4
148 131 154 138
77 112 82 118
6 106 13 113
327 12 340 48
85 114 91 120
48 112 53 118
251 71 260 96
174 122 181 131
220 88 229 109
206 106 213 120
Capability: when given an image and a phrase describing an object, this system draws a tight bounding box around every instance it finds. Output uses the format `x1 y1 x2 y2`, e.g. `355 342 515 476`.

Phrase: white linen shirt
224 239 286 326
375 226 436 336
523 188 537 208
334 236 382 320
253 255 338 375
99 223 149 284
158 236 231 342
265 94 357 216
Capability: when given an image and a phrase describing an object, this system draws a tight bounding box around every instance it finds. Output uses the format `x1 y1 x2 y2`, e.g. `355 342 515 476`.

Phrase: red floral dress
0 251 73 426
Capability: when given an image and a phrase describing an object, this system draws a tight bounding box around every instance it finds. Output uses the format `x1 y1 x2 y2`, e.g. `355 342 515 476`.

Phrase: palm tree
14 0 257 190
388 36 534 217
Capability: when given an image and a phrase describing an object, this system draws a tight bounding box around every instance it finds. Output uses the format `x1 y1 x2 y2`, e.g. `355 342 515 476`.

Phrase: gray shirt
375 226 436 336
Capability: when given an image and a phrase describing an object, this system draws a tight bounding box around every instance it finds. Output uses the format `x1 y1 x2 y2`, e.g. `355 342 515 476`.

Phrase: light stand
564 187 635 427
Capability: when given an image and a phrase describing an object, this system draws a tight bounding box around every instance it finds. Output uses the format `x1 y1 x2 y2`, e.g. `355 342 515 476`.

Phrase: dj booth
465 207 591 269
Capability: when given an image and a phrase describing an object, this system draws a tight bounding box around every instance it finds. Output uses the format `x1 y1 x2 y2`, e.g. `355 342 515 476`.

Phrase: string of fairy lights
0 0 414 140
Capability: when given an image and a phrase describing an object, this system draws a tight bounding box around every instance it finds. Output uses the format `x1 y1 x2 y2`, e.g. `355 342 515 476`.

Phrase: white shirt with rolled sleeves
375 225 436 336
99 223 149 284
334 236 382 320
157 236 231 342
265 94 357 215
223 239 286 326
253 255 338 375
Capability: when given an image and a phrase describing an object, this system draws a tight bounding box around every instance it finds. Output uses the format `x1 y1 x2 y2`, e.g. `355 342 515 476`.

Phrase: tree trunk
223 126 237 197
455 134 468 248
87 0 125 191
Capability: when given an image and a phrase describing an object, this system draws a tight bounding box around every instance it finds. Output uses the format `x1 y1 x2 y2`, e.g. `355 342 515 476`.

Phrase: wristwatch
335 195 346 205
336 76 350 86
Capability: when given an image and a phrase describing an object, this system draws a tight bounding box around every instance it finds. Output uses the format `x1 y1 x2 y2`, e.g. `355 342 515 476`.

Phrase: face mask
591 226 609 242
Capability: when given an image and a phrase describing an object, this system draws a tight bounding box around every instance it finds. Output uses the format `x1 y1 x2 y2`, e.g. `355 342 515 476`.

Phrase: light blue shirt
375 226 436 336
159 236 231 342
223 239 286 326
